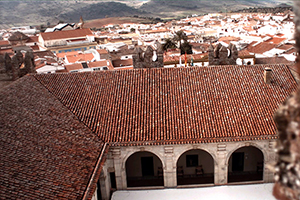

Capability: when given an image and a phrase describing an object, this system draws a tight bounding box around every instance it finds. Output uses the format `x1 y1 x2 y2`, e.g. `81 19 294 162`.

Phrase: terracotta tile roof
247 42 278 54
97 49 109 55
114 66 133 71
266 37 287 44
284 48 297 55
66 53 94 63
30 45 40 50
65 63 83 72
33 50 59 69
238 49 253 57
34 64 297 146
56 51 79 58
27 36 39 43
276 44 294 50
255 57 294 65
190 43 210 52
0 76 108 199
218 36 241 42
8 31 29 41
40 28 93 41
144 28 169 34
164 53 207 63
0 40 10 47
0 48 13 55
112 59 133 68
89 60 114 70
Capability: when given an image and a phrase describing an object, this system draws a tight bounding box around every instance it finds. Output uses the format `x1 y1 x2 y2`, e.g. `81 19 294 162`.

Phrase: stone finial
133 45 163 69
214 43 222 58
208 43 238 66
230 44 238 61
144 46 154 64
208 44 214 52
155 41 163 54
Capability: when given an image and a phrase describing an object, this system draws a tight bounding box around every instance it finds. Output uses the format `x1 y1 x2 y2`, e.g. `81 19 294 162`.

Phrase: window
93 68 101 71
186 155 198 167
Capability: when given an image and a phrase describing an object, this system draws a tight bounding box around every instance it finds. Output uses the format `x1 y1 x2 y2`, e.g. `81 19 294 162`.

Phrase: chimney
264 67 272 84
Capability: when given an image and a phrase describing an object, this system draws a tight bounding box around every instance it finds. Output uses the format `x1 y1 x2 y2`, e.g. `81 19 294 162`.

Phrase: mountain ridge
0 0 293 27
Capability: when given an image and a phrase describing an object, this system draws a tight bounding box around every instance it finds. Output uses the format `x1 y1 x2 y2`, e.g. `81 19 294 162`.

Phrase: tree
172 30 192 55
181 41 193 55
4 53 12 76
163 38 176 51
24 51 36 74
173 30 188 52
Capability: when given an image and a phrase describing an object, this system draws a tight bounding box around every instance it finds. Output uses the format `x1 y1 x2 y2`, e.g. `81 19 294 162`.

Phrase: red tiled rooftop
112 59 133 68
238 49 253 57
34 65 297 146
27 36 39 43
284 48 297 55
247 42 277 54
66 53 94 63
266 37 287 44
276 44 294 50
218 36 241 42
64 63 83 72
40 28 93 41
164 53 207 63
56 51 79 58
0 40 10 46
89 60 114 70
97 49 109 55
256 57 294 65
0 48 13 55
0 76 107 199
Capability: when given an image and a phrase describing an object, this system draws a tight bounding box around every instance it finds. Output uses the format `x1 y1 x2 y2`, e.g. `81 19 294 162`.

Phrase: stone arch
225 142 267 165
122 148 165 170
227 143 265 183
176 147 215 185
174 146 217 165
125 150 164 187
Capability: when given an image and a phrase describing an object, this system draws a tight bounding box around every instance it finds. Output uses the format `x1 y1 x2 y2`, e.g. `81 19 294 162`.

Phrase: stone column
163 146 177 188
264 140 276 182
215 144 228 185
112 147 126 190
99 171 110 200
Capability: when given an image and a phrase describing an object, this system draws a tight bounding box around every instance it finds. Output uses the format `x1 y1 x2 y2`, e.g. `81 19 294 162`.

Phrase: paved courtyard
112 183 276 200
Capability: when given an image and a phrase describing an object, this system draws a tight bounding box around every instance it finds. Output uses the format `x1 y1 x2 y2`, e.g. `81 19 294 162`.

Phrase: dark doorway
177 149 214 186
97 180 102 200
232 152 244 172
110 172 116 189
228 146 264 183
141 157 154 176
126 151 164 187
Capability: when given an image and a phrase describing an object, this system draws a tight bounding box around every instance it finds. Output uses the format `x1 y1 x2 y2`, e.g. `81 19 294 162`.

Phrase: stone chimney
264 67 272 84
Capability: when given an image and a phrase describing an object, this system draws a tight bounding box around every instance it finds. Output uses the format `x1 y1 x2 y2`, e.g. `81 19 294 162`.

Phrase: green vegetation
164 31 192 55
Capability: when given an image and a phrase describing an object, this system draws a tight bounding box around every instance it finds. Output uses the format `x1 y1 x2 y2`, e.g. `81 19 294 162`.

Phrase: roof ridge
32 73 106 142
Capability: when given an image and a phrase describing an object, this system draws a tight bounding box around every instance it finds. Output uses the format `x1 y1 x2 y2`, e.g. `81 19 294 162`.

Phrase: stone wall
133 41 164 69
99 140 276 200
208 43 238 65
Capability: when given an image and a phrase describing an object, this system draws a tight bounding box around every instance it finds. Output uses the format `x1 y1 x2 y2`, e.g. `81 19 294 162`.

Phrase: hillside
140 0 293 17
0 1 147 28
0 0 294 28
58 2 148 22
